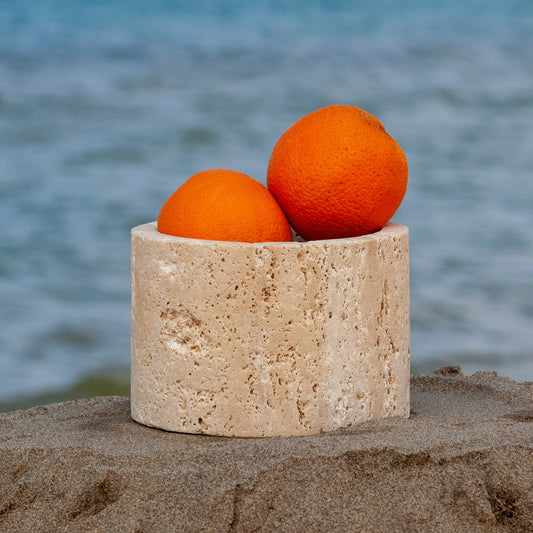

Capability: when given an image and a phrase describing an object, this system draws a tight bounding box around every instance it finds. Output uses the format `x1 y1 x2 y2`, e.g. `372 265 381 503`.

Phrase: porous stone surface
131 222 409 437
0 369 532 533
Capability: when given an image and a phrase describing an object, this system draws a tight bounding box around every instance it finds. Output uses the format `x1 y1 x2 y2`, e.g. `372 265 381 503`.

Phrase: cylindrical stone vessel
131 222 409 437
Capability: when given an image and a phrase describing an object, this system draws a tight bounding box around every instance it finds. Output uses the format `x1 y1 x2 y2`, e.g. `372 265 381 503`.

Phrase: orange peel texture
267 105 408 240
158 168 293 243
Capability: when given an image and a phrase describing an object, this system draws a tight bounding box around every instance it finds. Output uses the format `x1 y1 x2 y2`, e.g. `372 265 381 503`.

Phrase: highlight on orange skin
158 168 293 243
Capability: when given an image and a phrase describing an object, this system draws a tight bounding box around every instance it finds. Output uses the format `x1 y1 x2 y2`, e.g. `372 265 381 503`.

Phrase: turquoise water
1 1 533 405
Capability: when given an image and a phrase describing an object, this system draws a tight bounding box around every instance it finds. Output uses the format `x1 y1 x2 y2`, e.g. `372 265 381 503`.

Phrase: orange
267 105 408 240
157 168 293 243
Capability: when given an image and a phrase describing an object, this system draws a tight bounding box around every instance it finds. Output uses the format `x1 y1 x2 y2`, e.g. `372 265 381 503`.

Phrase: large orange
267 105 408 240
157 169 293 243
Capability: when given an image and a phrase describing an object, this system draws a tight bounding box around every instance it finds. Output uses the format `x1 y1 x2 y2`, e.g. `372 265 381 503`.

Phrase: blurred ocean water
1 0 532 405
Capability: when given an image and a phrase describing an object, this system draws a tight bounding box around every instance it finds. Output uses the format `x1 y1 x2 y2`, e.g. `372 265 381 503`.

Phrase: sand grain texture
1 367 532 532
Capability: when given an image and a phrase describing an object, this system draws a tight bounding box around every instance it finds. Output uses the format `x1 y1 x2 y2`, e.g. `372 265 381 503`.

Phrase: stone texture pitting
131 222 410 437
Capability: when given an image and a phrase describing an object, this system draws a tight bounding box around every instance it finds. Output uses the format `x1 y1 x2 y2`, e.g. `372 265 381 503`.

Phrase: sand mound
1 367 532 532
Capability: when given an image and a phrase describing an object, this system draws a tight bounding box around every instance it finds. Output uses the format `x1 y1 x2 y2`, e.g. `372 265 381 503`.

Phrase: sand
0 366 532 532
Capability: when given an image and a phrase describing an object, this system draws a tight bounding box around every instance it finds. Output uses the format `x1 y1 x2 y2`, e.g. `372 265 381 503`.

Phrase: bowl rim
131 220 408 247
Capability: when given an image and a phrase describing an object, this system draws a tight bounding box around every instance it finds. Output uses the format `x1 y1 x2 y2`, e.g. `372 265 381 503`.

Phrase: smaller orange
157 169 293 243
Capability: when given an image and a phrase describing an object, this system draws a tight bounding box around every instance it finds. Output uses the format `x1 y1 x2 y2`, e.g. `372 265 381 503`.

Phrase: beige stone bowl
131 222 410 437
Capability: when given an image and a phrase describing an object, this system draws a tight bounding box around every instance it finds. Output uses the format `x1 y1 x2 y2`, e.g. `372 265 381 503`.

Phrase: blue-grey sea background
1 0 532 409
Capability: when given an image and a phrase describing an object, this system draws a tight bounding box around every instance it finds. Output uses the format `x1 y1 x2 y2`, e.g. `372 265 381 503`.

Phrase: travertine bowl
131 222 410 437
